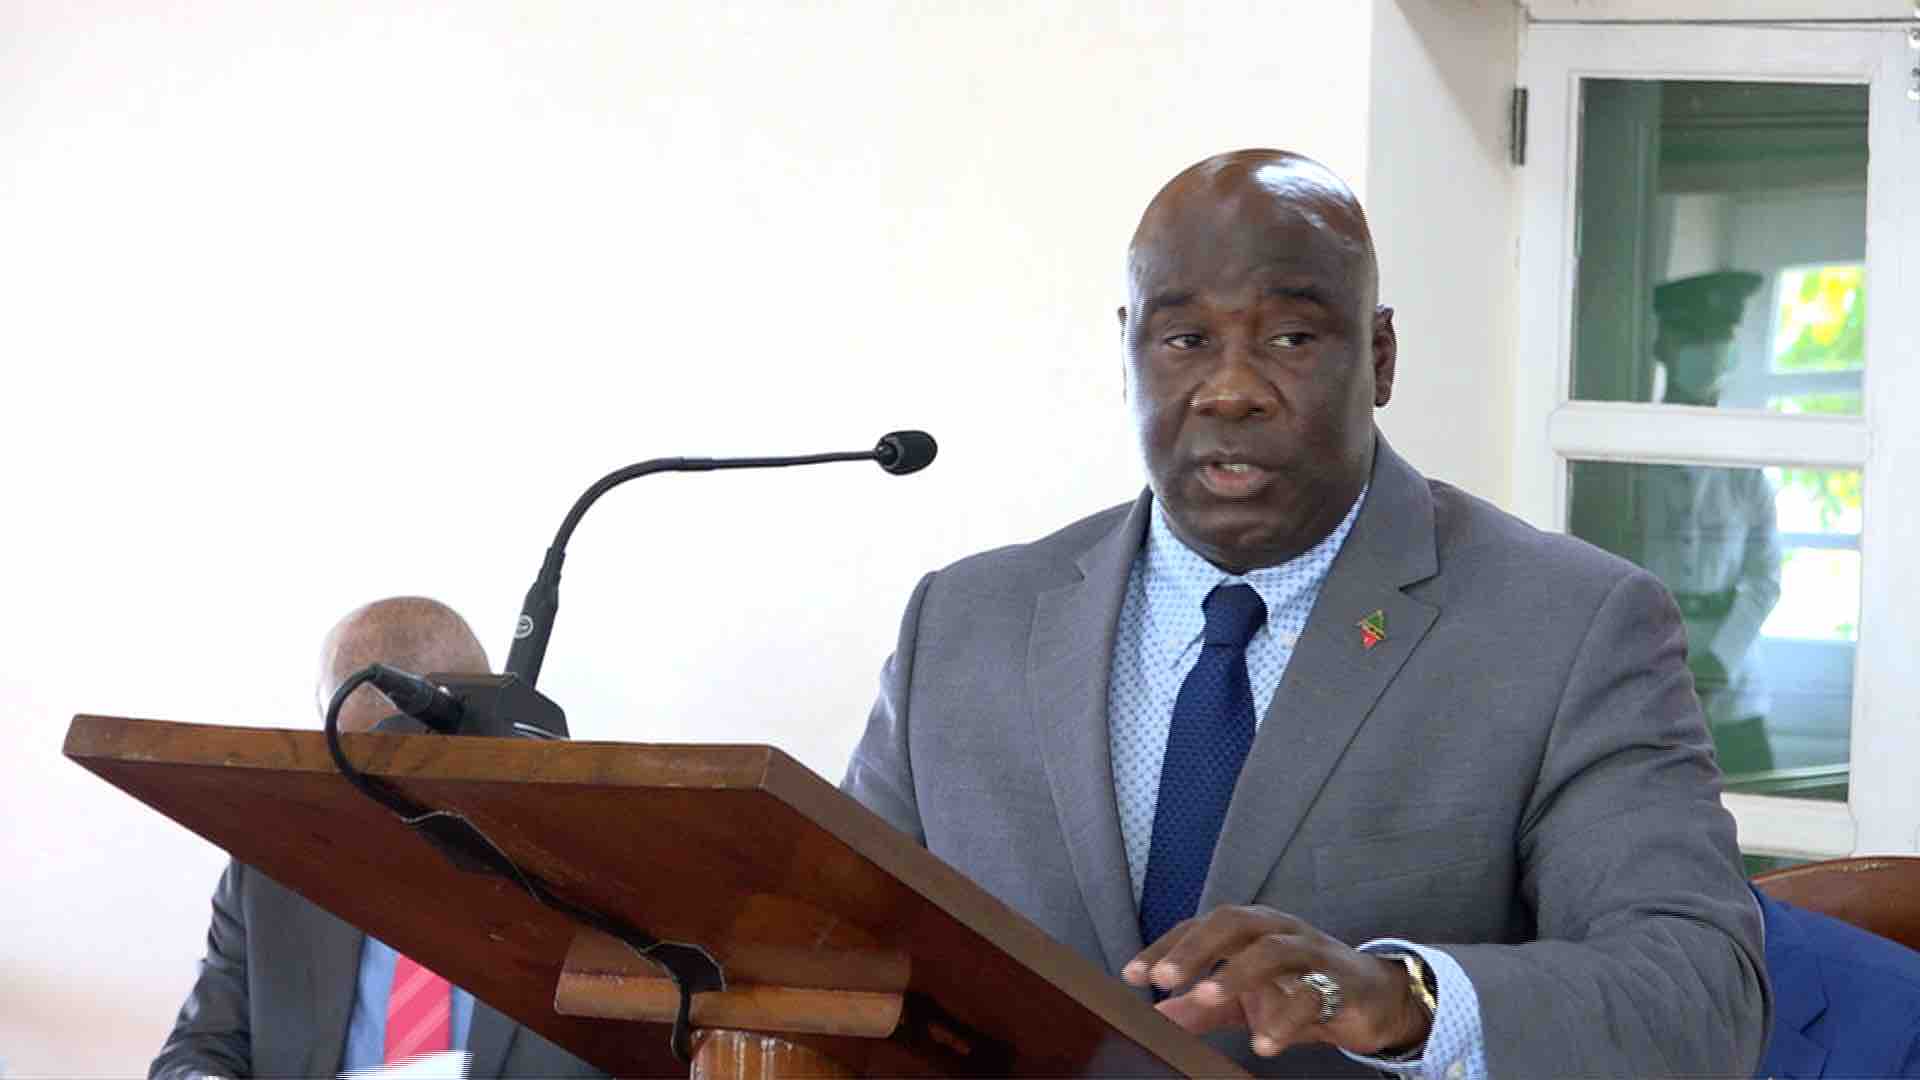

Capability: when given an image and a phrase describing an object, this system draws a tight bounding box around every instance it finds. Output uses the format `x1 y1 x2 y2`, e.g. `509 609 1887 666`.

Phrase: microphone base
427 672 571 739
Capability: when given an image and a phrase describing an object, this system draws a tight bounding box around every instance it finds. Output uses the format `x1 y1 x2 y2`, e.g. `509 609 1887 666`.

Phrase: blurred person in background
150 596 602 1080
1641 271 1783 776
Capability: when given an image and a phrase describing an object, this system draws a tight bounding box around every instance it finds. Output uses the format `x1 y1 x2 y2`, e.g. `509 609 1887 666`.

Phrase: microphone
874 430 937 475
505 430 937 687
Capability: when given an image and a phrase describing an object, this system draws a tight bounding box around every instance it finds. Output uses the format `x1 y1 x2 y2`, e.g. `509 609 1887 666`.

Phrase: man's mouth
1195 460 1274 499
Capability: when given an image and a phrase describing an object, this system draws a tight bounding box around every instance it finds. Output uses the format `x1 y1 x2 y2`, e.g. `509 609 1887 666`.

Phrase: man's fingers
1138 906 1303 990
1154 984 1245 1034
1135 909 1419 1058
1194 931 1318 1003
1123 915 1198 984
1247 976 1322 1057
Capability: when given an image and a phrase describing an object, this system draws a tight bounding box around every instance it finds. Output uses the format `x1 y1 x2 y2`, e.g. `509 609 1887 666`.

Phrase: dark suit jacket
1756 888 1920 1079
151 860 602 1079
844 436 1768 1077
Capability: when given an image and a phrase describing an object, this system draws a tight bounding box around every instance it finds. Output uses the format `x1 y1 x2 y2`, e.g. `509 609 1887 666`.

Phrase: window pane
1568 460 1857 801
1744 853 1813 877
1572 80 1867 416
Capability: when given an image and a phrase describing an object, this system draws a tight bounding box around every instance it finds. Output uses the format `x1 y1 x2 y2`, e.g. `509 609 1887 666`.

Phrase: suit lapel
466 999 519 1078
298 898 364 1079
1201 439 1441 913
1029 493 1154 976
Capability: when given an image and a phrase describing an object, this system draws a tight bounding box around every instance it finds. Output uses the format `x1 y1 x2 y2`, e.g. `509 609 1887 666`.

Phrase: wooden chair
1752 856 1920 952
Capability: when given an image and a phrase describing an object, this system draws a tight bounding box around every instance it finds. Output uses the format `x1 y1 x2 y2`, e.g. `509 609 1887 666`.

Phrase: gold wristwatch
1378 950 1439 1061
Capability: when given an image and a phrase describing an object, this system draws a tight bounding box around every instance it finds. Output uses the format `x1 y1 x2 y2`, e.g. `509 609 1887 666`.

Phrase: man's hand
1122 906 1430 1059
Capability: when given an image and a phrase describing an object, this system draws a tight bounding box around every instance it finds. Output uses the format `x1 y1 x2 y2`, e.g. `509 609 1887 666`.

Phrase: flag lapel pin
1357 609 1387 650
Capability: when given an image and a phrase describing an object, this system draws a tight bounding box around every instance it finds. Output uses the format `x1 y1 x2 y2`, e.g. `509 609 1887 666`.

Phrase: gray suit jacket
150 860 603 1080
844 438 1768 1077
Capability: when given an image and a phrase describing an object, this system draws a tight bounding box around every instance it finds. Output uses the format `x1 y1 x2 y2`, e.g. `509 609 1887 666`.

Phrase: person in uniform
1640 270 1783 776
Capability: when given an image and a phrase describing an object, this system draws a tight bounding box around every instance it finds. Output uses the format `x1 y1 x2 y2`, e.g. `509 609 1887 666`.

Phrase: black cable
323 665 721 1062
325 668 404 809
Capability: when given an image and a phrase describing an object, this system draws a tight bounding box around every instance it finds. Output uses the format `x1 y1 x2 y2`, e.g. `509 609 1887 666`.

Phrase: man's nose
1190 349 1277 421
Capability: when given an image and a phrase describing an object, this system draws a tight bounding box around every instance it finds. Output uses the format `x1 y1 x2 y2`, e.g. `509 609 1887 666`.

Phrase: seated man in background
150 596 601 1080
1753 883 1920 1078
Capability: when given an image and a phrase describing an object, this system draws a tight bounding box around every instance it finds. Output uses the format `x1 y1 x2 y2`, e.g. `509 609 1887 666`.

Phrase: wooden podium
65 715 1244 1078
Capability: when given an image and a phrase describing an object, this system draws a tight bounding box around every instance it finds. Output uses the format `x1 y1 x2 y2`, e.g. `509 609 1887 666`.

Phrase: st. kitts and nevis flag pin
1357 609 1387 650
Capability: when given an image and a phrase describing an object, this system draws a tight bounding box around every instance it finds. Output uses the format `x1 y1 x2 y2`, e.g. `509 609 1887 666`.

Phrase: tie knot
1202 583 1266 648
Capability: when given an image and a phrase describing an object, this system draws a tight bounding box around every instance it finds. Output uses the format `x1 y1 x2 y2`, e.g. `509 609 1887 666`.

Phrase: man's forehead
1127 150 1374 306
1130 220 1361 310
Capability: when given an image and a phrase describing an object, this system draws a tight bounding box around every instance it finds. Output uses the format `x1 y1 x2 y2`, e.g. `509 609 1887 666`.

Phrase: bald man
151 597 601 1080
844 151 1765 1077
315 596 492 735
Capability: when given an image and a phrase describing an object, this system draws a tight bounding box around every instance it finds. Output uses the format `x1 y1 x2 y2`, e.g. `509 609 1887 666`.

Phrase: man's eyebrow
1142 289 1195 315
1264 283 1336 308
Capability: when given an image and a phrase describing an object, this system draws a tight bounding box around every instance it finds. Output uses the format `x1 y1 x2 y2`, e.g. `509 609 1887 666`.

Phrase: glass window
1766 263 1864 416
1568 461 1857 802
1571 80 1867 416
1744 853 1812 878
1518 23 1920 863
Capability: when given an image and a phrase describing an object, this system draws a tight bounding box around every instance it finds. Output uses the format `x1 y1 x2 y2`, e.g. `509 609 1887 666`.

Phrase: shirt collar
1137 489 1368 671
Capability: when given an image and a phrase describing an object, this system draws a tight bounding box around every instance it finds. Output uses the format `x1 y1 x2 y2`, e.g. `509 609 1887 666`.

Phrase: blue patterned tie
1138 582 1267 947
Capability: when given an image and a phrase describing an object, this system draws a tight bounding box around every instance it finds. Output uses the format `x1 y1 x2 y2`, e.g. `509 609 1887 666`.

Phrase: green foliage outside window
1773 265 1864 374
1770 265 1866 530
1778 467 1861 531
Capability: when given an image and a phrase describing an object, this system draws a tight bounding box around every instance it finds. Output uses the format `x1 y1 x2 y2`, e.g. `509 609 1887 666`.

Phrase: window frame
1513 22 1920 859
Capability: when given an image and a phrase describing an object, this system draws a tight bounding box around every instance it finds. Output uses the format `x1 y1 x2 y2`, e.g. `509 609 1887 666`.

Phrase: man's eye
1164 333 1207 350
1269 332 1313 349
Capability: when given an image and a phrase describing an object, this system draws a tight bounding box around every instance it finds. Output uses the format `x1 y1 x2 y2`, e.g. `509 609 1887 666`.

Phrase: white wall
0 3 1378 1074
1366 0 1522 505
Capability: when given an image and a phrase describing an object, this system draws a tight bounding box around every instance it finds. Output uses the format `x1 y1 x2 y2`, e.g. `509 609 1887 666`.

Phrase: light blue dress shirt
1107 495 1487 1080
340 936 477 1072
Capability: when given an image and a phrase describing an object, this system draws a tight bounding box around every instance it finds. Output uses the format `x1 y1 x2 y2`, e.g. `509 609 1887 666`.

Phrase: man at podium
844 150 1766 1078
150 597 601 1080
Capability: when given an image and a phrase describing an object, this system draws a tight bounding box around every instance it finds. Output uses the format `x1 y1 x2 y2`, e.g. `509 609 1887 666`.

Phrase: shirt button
1446 1062 1465 1080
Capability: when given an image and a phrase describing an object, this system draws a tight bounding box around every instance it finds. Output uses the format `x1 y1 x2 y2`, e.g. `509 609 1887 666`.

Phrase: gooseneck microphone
504 430 937 686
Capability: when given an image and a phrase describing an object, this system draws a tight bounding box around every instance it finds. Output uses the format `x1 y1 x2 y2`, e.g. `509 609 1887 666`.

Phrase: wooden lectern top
66 715 1244 1078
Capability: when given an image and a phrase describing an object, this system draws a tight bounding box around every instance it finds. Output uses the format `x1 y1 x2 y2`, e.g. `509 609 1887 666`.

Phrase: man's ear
1372 305 1397 408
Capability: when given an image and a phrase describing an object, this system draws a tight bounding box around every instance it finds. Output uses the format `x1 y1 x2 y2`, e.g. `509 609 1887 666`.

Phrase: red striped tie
384 953 452 1063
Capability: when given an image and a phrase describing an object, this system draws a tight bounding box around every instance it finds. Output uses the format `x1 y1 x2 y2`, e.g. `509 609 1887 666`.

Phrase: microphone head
874 430 938 476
